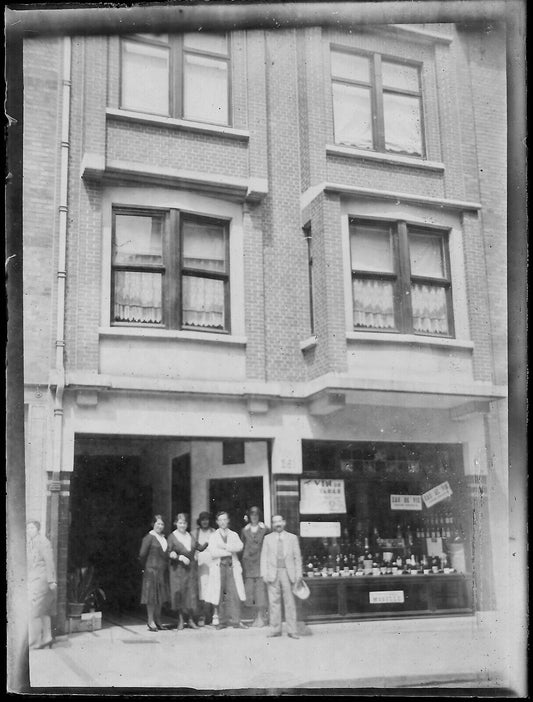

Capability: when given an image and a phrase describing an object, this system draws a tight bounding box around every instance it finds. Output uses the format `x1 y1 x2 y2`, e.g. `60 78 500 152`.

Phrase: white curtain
113 271 162 324
383 93 422 156
411 283 448 334
353 278 395 329
182 276 224 329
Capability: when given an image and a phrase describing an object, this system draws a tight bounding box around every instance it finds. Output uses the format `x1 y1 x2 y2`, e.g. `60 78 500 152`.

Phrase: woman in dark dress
168 513 200 630
27 520 57 649
139 514 170 631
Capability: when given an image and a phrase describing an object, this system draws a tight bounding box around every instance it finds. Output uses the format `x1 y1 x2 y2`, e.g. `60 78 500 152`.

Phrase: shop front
284 440 476 622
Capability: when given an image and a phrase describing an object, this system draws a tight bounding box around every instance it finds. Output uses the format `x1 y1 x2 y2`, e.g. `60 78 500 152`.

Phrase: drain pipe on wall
49 36 71 573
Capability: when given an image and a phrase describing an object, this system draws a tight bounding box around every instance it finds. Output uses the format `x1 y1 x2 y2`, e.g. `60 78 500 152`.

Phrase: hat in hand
292 578 310 600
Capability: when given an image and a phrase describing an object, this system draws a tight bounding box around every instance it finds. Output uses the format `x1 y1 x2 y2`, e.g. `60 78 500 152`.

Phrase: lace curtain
113 271 162 324
411 283 448 335
353 278 395 329
182 276 225 329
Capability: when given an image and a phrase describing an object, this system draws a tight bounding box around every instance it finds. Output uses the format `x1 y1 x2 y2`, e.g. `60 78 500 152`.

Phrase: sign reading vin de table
390 494 423 511
369 591 405 605
299 479 347 514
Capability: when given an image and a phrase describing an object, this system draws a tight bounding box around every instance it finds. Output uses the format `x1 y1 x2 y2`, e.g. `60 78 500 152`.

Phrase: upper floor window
121 32 230 125
350 220 453 336
331 47 424 157
112 208 230 332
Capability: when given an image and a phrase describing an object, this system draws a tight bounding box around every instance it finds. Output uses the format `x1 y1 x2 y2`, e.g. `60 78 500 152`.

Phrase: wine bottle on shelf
421 554 429 572
406 524 413 547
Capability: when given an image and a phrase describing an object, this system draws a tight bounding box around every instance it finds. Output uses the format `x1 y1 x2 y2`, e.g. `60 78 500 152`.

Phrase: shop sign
422 481 453 508
369 590 405 604
300 521 341 538
390 494 422 511
299 479 346 514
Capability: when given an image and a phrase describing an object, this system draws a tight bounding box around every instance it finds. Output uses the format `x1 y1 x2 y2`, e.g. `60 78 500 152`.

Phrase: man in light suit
260 514 303 639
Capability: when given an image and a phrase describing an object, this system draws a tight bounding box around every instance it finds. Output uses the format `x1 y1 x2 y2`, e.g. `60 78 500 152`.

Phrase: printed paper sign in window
299 478 346 514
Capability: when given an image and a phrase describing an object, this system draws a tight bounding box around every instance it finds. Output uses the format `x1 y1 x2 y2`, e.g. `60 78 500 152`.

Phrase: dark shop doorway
209 477 264 533
68 454 153 616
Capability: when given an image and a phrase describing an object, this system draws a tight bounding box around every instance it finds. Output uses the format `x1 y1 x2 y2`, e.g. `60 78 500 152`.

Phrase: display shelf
301 573 472 621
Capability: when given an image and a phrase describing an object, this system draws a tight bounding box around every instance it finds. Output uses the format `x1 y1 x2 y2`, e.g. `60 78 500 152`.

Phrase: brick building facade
22 20 507 632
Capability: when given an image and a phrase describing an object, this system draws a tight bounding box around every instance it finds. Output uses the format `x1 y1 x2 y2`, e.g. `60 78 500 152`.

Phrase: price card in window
369 590 405 604
422 481 453 508
390 494 422 511
300 521 341 538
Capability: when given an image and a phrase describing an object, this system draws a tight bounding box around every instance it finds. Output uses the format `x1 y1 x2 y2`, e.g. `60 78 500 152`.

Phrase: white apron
205 529 246 605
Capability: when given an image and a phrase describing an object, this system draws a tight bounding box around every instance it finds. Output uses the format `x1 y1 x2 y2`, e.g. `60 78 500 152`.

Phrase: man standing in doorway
260 514 303 639
206 511 248 629
241 506 269 627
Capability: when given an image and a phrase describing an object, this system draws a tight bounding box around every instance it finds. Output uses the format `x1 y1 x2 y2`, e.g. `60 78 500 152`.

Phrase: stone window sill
346 331 473 351
99 326 247 346
106 108 250 142
327 144 445 172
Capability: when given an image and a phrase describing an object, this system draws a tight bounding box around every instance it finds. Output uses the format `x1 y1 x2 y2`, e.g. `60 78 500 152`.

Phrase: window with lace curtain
121 32 230 126
331 46 424 157
350 220 454 336
111 208 230 332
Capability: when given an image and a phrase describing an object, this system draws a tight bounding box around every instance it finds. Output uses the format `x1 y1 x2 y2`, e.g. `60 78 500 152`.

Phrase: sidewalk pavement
28 612 516 692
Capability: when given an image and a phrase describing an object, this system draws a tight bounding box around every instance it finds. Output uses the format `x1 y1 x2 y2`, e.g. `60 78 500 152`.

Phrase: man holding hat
260 514 303 639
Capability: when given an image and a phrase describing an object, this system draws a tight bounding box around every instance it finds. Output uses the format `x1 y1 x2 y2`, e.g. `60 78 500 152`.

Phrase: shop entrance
66 436 271 628
209 477 264 533
68 454 153 616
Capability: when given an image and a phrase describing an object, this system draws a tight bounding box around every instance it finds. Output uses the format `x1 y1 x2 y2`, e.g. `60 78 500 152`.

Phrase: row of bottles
305 550 453 577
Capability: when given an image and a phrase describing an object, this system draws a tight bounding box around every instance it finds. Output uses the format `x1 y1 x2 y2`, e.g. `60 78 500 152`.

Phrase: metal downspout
49 36 71 573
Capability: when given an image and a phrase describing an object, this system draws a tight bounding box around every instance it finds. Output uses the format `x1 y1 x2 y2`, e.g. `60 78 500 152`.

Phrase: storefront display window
300 441 469 578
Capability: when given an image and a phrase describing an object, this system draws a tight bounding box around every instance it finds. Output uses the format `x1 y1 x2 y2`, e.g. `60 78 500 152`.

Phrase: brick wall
106 119 249 176
464 24 507 386
262 30 309 382
326 155 445 197
23 37 62 384
23 25 507 387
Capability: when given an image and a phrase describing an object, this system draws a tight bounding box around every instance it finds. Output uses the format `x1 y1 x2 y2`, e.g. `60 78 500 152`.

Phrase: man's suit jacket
260 530 303 584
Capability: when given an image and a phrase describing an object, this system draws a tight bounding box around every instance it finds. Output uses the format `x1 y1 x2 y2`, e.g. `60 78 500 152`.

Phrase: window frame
111 206 231 333
349 218 454 337
331 44 425 158
120 33 232 126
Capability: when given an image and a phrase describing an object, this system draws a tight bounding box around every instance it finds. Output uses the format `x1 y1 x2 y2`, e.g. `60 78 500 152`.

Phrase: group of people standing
139 508 304 638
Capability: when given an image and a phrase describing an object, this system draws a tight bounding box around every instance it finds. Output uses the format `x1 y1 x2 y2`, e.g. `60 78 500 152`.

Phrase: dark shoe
216 624 228 630
37 639 54 649
233 622 249 629
288 634 300 639
147 624 158 632
267 632 282 638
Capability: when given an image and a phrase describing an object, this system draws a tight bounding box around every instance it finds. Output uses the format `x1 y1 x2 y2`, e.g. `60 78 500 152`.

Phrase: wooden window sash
111 208 231 333
331 45 425 156
179 216 231 334
121 33 231 125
